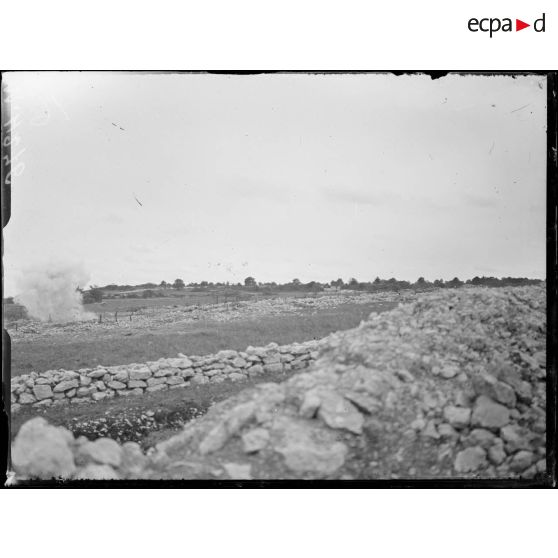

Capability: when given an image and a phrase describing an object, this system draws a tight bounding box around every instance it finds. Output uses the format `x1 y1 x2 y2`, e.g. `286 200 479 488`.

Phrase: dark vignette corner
1 70 13 486
545 71 557 488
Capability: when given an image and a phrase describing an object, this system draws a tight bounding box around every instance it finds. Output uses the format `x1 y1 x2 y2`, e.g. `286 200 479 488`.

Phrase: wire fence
3 290 326 328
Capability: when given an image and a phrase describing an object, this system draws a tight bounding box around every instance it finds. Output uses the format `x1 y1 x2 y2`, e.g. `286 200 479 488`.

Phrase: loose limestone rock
488 443 507 465
76 438 123 467
242 428 270 453
454 446 487 473
500 425 534 452
12 417 76 478
438 423 459 440
318 391 364 434
471 396 510 430
342 391 381 415
468 429 496 449
441 364 459 379
510 450 536 473
443 405 471 429
120 442 149 476
272 416 348 477
299 389 322 419
199 402 256 455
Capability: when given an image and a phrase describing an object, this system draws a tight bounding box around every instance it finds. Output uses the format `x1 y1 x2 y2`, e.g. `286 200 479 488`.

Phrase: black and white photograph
1 71 552 484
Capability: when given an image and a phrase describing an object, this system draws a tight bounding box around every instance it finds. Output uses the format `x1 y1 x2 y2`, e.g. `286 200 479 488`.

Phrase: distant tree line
77 275 543 303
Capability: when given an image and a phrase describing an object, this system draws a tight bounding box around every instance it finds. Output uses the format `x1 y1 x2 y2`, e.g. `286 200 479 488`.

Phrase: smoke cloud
15 262 96 322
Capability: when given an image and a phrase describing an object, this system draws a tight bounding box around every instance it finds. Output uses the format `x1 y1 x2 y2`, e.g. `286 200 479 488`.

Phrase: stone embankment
10 340 320 412
11 286 548 481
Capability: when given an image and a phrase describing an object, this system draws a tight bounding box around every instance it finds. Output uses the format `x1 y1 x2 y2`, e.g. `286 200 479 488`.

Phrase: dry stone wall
10 340 320 412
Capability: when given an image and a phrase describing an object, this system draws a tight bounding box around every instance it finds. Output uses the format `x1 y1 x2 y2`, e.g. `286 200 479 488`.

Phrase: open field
3 289 337 322
9 300 398 377
9 292 400 450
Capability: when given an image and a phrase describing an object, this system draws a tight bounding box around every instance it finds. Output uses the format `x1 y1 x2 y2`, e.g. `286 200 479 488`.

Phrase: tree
244 276 257 287
306 281 322 291
160 280 168 288
173 278 185 290
446 277 464 288
349 278 359 286
331 278 344 287
292 278 301 286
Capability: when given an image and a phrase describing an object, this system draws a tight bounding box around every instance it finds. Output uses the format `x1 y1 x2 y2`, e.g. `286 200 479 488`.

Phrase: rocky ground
10 365 301 451
10 286 549 482
7 290 412 342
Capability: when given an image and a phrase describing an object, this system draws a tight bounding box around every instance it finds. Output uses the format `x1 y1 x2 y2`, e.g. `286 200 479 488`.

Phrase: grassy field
10 301 397 377
10 298 399 447
86 290 326 313
4 289 329 321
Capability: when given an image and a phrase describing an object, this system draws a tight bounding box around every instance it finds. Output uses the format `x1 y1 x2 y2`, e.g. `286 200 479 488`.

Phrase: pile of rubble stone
10 285 547 481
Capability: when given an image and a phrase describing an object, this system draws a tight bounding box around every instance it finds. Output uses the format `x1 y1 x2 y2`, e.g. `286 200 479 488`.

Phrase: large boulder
12 418 76 478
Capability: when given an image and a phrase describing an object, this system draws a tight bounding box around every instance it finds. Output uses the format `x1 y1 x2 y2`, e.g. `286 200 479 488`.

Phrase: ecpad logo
468 13 546 37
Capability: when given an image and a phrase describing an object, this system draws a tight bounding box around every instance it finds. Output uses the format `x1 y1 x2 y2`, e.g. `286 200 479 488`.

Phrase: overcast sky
3 72 546 295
